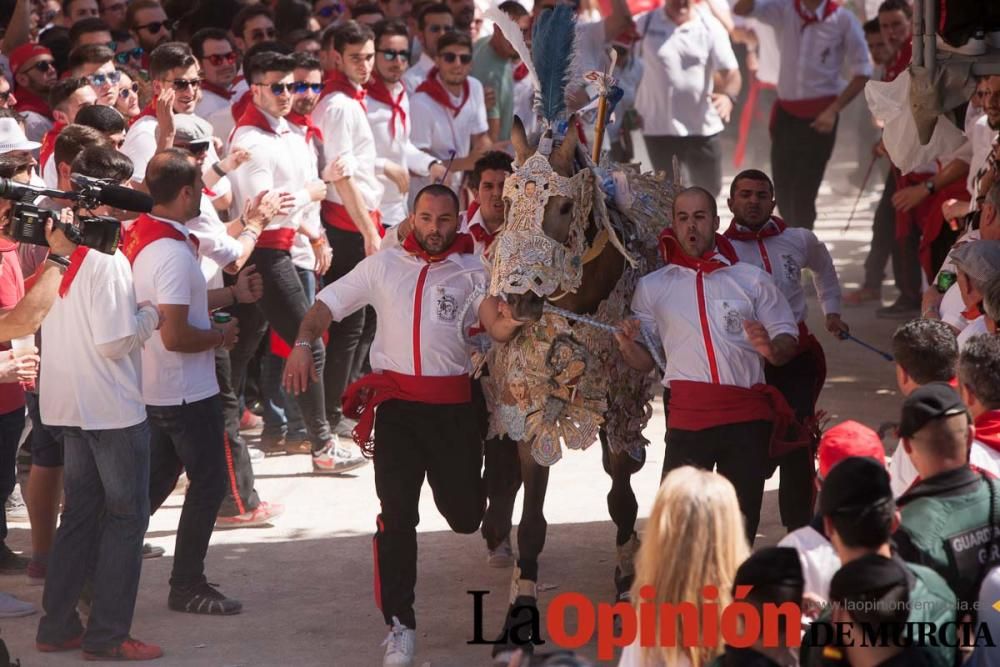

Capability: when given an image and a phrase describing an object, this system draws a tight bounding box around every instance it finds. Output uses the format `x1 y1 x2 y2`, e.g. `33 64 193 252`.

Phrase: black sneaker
0 543 29 574
875 298 921 320
168 582 243 615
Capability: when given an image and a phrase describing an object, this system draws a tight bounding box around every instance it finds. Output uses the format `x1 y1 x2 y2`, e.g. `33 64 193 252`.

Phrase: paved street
3 131 910 666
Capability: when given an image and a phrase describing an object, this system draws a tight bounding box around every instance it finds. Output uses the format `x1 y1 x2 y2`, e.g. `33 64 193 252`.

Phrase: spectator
126 0 173 54
403 2 453 93
39 77 97 187
231 5 277 52
379 0 410 20
274 0 314 41
0 77 15 112
351 3 384 27
61 0 98 26
66 44 119 105
111 31 143 71
114 68 141 120
958 335 1000 474
74 103 125 148
312 0 346 30
67 16 110 49
471 1 527 144
10 43 58 143
984 274 1000 334
288 29 322 58
191 28 243 120
462 150 512 257
444 0 473 33
949 241 1000 348
98 0 127 32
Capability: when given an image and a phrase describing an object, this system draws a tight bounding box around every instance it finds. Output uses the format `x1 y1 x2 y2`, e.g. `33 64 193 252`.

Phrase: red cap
9 43 52 75
818 420 886 478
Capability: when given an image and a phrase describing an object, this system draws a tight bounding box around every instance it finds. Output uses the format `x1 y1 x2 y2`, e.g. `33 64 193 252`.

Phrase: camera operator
128 147 258 616
34 145 163 661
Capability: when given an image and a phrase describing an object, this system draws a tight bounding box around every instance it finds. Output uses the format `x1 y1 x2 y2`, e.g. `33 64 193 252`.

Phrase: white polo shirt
131 215 219 406
316 246 486 376
196 79 248 120
120 114 158 183
749 0 872 102
726 219 842 322
286 120 322 272
315 86 384 213
633 8 738 137
189 192 242 289
367 79 438 226
631 254 798 388
409 75 489 194
39 249 148 430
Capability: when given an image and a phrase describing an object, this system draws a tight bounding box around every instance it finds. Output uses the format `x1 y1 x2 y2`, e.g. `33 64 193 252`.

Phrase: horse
481 115 672 659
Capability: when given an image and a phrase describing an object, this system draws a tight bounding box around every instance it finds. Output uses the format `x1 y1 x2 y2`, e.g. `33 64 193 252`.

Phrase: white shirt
316 246 486 376
727 219 842 322
189 192 241 289
460 207 495 260
957 315 989 349
367 79 438 226
41 153 58 188
195 79 248 121
403 52 435 95
634 8 738 137
39 249 152 430
315 86 384 212
131 215 219 406
890 437 1000 498
287 119 322 271
409 75 489 195
965 115 998 207
631 253 799 388
120 114 158 183
750 0 872 102
778 524 840 601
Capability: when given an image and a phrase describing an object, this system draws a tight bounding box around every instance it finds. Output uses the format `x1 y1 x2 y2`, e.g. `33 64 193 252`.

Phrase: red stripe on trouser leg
222 432 246 515
373 514 385 612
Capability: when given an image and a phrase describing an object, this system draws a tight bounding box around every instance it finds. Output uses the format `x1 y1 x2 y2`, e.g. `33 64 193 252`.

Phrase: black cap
733 547 804 605
898 382 968 439
818 456 893 517
829 554 909 626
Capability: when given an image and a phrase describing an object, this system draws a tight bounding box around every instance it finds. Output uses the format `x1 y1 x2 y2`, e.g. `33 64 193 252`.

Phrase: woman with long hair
619 467 749 667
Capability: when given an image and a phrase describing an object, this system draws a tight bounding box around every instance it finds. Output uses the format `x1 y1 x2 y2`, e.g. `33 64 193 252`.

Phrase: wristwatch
212 162 228 178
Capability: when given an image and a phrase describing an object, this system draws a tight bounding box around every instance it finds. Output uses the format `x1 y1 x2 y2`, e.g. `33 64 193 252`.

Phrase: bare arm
733 0 755 17
829 74 868 114
478 296 523 343
284 301 334 395
158 304 224 353
0 262 62 341
331 176 380 254
614 318 656 373
2 0 33 54
715 68 741 98
745 320 798 366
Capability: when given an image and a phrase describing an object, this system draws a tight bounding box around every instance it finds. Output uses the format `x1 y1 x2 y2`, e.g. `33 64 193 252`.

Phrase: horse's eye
559 202 573 215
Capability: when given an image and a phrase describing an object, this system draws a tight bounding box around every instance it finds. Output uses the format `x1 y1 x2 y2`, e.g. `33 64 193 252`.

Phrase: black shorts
25 392 63 468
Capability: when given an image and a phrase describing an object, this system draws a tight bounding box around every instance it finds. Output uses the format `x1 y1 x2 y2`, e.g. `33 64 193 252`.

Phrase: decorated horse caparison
475 6 677 656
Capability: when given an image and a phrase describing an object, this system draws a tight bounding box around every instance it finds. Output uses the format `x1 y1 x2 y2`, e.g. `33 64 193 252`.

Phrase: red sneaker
84 637 163 661
215 501 285 529
239 409 261 430
37 634 83 652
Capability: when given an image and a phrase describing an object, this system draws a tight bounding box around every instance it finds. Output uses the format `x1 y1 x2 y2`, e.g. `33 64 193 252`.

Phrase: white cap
0 117 41 154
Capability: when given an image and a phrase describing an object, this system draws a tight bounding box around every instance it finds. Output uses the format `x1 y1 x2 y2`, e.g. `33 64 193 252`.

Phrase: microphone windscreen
98 183 153 213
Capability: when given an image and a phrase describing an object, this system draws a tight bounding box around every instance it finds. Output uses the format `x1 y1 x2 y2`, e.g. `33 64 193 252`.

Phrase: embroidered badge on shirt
722 301 743 335
433 286 459 323
781 254 801 284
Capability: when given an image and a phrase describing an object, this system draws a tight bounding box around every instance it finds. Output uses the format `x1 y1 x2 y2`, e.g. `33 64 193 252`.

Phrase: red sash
793 0 838 31
366 75 407 139
401 231 474 262
513 62 529 82
122 214 197 265
773 95 837 126
974 411 1000 456
893 169 970 280
342 370 471 455
416 68 469 117
322 69 367 111
658 229 739 273
38 121 65 169
286 111 323 144
256 228 296 251
201 80 235 101
13 87 52 119
58 246 90 298
320 200 384 235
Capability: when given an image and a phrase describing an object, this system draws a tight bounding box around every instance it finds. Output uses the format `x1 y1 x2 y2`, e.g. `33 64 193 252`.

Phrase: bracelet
238 228 259 243
46 254 70 271
212 161 228 178
309 235 325 247
293 340 312 349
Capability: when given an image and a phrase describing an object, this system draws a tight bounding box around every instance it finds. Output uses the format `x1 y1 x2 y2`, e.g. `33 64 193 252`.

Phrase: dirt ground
2 132 907 666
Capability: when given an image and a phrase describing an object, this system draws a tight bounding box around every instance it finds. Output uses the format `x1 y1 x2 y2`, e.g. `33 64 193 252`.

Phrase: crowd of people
0 0 995 664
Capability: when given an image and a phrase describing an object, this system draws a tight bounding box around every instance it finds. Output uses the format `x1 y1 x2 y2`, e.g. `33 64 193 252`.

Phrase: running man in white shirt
723 168 847 531
403 3 454 94
616 186 799 540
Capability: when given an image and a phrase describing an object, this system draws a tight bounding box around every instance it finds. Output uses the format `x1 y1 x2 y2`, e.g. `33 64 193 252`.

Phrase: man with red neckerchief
9 43 57 143
283 184 523 667
958 328 1000 474
192 28 247 121
462 150 511 260
723 169 846 531
616 186 800 541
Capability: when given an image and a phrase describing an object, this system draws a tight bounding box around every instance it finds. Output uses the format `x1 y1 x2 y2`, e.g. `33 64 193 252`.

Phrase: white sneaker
936 32 987 56
312 438 369 474
382 616 415 666
0 592 36 618
487 537 515 568
4 486 27 522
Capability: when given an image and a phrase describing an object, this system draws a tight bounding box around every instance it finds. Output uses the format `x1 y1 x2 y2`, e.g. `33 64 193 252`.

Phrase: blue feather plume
531 3 576 124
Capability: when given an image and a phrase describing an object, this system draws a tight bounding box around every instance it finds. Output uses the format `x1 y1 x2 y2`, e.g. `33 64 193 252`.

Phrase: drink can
212 312 232 325
936 271 957 293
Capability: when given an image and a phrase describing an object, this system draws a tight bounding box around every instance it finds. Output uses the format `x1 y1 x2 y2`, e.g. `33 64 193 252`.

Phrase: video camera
0 174 153 255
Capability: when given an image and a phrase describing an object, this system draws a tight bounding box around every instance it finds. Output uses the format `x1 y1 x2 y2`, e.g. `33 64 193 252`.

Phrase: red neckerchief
961 302 984 321
658 229 739 274
793 0 838 31
58 246 90 298
38 121 66 168
975 410 1000 455
884 39 912 82
466 201 479 220
286 111 324 144
468 221 497 250
365 74 407 139
416 68 469 117
122 213 198 265
234 103 279 135
402 232 475 262
132 97 157 126
723 216 787 241
322 69 367 111
229 90 253 124
13 87 52 119
201 80 235 100
513 62 529 82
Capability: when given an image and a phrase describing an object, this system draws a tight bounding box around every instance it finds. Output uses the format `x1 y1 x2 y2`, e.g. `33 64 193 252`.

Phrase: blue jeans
36 421 151 651
261 266 316 443
0 406 26 543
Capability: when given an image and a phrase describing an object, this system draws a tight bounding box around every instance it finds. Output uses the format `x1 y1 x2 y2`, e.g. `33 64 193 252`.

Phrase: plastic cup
10 335 36 391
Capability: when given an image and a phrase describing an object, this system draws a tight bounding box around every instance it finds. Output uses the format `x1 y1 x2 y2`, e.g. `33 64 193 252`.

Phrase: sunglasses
378 49 410 63
255 82 295 95
167 78 201 91
440 52 472 65
204 52 237 67
27 59 55 73
134 20 175 34
114 47 143 65
183 141 210 155
87 70 121 87
119 82 139 99
292 81 323 94
316 3 344 17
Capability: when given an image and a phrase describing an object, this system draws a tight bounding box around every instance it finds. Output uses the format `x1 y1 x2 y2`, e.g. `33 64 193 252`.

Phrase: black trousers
323 227 375 426
372 400 485 628
216 347 259 517
771 105 838 230
481 435 521 551
147 395 227 589
863 172 922 298
644 133 723 197
663 419 772 542
229 248 331 450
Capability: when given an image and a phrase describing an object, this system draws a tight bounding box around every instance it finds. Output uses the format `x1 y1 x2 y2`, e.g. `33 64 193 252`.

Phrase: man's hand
220 147 252 174
244 190 295 231
139 300 165 329
484 86 497 110
233 265 263 303
873 138 887 158
383 161 410 194
394 215 413 243
710 93 734 123
941 197 969 221
213 317 239 351
322 156 348 183
744 319 774 359
45 210 78 257
155 88 176 149
313 237 333 275
810 106 838 134
307 179 327 202
825 313 849 336
891 184 929 213
614 317 642 350
429 162 448 182
283 345 317 395
0 347 39 384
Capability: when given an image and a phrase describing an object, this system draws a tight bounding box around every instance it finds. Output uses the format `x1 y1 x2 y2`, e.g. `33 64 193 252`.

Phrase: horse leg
492 440 549 660
481 435 522 559
600 430 643 603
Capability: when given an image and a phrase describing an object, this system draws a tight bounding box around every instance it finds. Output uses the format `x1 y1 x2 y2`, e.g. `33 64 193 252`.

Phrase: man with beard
403 3 454 94
723 169 846 531
616 186 799 541
39 78 97 188
283 184 523 667
192 29 247 120
10 43 58 143
126 0 173 56
367 19 445 228
445 0 475 34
